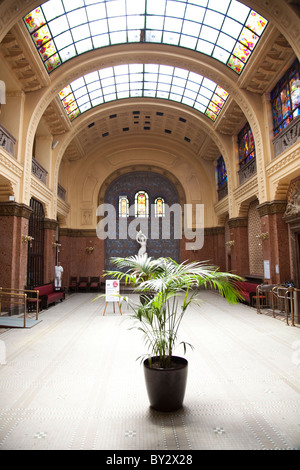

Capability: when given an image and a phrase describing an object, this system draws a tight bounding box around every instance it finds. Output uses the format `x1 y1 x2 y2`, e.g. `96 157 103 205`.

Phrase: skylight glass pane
106 0 126 17
126 0 145 15
90 20 108 35
146 0 166 15
86 4 106 20
212 47 230 64
185 5 205 22
204 10 224 29
59 46 76 63
200 25 219 43
92 35 110 47
222 17 243 38
181 20 201 37
166 1 186 18
208 0 230 14
227 0 249 22
67 9 87 28
48 16 69 36
196 39 214 55
58 63 229 122
42 0 64 21
54 31 73 49
216 32 235 52
63 0 85 13
24 0 267 75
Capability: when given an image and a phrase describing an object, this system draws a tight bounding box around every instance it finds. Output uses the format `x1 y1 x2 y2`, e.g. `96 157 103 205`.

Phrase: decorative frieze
273 116 300 158
238 158 257 185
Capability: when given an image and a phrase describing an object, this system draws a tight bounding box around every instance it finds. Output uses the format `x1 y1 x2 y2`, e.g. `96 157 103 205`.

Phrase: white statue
54 262 64 290
136 230 147 257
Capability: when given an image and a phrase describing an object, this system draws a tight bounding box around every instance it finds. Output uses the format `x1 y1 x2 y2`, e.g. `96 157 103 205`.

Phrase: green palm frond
97 255 243 367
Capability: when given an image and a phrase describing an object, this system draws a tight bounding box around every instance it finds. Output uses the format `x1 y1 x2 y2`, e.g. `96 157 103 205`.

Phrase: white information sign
105 280 120 302
264 260 270 280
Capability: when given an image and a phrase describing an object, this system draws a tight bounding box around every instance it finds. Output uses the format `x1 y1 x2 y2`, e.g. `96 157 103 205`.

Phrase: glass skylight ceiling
58 63 229 121
24 0 268 75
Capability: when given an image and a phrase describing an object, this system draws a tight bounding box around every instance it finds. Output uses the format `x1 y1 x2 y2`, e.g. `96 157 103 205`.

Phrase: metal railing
256 284 300 327
0 288 40 328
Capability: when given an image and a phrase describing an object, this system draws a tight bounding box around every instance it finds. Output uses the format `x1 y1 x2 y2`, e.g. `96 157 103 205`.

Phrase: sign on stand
103 280 122 315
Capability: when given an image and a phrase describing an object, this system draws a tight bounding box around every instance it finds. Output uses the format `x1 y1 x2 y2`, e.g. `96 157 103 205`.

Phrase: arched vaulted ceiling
0 0 299 168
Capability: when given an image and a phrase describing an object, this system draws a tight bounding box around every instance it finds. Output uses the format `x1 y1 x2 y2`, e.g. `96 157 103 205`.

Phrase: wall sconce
52 242 61 249
85 246 94 254
22 235 34 247
225 240 235 248
256 232 269 247
256 232 269 241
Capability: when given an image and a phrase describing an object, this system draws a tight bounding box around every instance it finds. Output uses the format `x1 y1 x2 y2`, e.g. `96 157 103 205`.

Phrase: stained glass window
238 122 255 168
271 59 300 136
135 191 149 218
119 196 129 218
154 197 165 217
24 1 267 75
58 64 229 121
216 156 227 188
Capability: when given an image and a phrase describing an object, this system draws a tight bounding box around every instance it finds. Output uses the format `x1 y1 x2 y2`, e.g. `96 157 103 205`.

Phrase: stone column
257 201 289 284
227 217 249 276
0 202 32 289
43 218 58 285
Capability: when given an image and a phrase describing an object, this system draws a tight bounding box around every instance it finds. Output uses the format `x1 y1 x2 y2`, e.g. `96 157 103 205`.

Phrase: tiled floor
0 291 299 450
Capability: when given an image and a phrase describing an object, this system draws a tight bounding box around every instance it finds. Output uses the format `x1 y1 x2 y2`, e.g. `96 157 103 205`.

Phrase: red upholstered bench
235 281 262 305
34 283 64 310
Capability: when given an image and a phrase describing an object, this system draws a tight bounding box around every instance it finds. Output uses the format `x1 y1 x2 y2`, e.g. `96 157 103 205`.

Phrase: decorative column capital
0 202 32 219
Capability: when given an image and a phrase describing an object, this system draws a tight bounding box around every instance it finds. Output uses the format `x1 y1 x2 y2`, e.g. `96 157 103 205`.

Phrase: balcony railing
273 115 300 158
57 183 66 201
32 157 48 184
217 181 228 201
0 124 16 157
238 158 257 185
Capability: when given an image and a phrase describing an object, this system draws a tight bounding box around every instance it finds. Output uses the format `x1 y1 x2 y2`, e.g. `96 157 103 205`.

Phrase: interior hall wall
58 230 104 288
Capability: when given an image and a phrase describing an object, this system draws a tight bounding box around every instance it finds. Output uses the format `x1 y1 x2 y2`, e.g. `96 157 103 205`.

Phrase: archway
103 170 182 270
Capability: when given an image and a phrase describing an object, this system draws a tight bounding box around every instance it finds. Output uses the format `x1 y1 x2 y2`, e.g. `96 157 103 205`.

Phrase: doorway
26 198 45 288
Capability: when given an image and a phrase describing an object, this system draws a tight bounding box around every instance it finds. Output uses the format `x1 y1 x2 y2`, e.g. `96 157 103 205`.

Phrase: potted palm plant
96 255 242 412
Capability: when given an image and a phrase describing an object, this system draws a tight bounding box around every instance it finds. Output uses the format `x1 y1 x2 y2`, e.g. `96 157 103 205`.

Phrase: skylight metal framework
24 0 268 75
58 63 229 121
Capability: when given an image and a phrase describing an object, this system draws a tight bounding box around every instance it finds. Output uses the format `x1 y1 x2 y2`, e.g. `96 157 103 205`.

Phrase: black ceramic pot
143 356 188 412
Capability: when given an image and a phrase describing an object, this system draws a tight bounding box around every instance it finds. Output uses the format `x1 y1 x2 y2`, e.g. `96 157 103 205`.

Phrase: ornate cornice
0 202 32 218
228 217 248 228
59 228 97 238
204 226 225 236
257 200 287 216
44 218 58 230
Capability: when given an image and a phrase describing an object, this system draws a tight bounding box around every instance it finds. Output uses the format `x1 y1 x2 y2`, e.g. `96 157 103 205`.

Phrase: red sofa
34 283 64 310
235 281 260 305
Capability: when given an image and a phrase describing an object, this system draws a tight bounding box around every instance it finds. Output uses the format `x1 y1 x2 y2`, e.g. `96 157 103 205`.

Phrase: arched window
216 156 228 200
135 191 149 217
119 196 129 218
238 122 255 168
271 59 300 136
154 197 165 217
